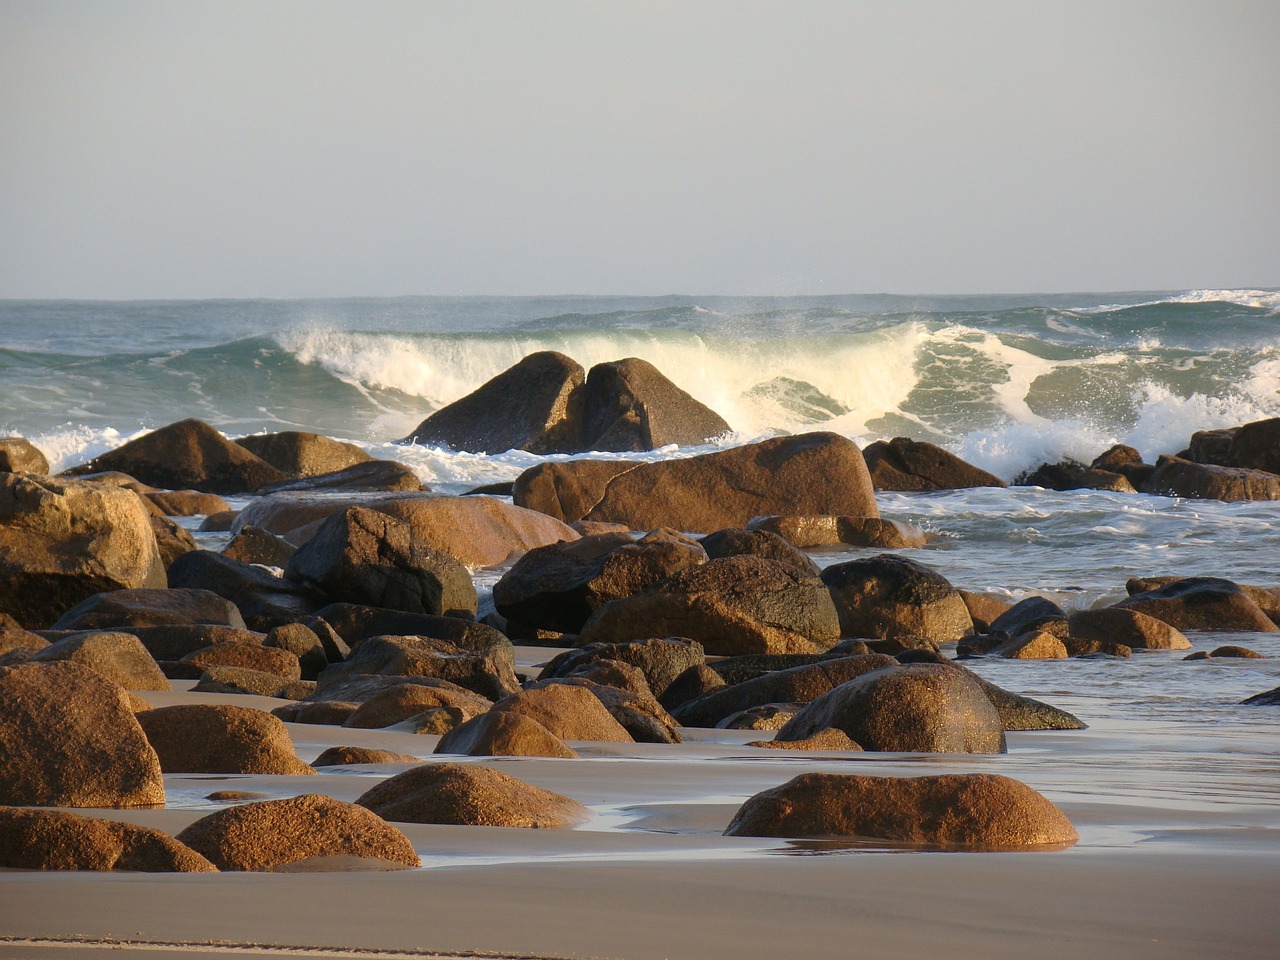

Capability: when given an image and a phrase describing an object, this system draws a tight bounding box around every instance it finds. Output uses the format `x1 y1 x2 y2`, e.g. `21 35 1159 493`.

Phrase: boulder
700 527 820 577
310 603 511 656
724 772 1077 848
1226 417 1280 474
51 588 246 632
276 700 359 725
658 663 726 711
235 431 373 477
176 794 419 871
1127 577 1280 623
749 514 927 549
143 489 231 517
1016 461 1136 493
1091 445 1155 489
1067 607 1192 650
531 677 681 744
512 460 638 525
166 551 323 630
862 438 1006 491
748 728 860 751
958 591 1014 632
672 654 898 728
580 555 841 656
264 622 328 680
988 597 1069 639
64 419 286 495
514 432 879 531
255 460 422 496
182 641 302 680
356 761 588 827
493 529 706 633
316 635 520 702
1184 429 1238 466
0 474 166 628
312 746 421 766
535 637 705 700
1242 686 1280 706
821 555 973 643
0 437 50 474
192 666 315 700
490 683 634 743
285 506 476 618
30 631 170 690
342 682 491 729
121 624 266 662
236 491 579 569
1116 577 1278 632
718 703 802 730
775 663 1007 753
150 514 200 568
222 526 297 567
435 711 579 758
1146 455 1280 502
401 350 586 454
0 807 216 872
579 357 730 451
136 704 315 775
992 630 1069 659
0 661 165 807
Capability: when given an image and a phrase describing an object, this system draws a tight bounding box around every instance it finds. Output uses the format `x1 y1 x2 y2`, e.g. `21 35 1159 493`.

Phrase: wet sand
2 643 1278 959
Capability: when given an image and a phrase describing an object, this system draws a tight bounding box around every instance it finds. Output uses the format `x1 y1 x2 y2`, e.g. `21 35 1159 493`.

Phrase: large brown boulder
236 492 579 569
1115 577 1278 632
514 432 878 531
1067 607 1192 650
530 676 681 744
312 746 421 766
30 631 170 690
579 555 841 656
342 682 492 729
580 357 730 451
64 419 286 495
535 637 706 700
235 431 372 477
255 460 422 495
285 506 476 618
0 661 165 807
821 555 973 643
222 526 297 567
310 603 511 656
1226 417 1280 474
123 624 267 662
166 551 323 630
51 588 247 631
401 351 586 454
182 640 302 680
493 529 706 633
0 437 50 474
775 662 1006 753
356 761 588 827
177 794 420 871
672 654 898 728
1017 461 1136 493
0 474 166 628
700 527 820 576
316 635 520 702
724 772 1077 848
0 807 216 872
435 710 579 758
192 666 315 700
490 683 634 743
1146 455 1280 502
136 704 315 775
863 438 1006 491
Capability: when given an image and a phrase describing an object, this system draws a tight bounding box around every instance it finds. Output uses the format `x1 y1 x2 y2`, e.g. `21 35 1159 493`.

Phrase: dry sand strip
0 938 597 960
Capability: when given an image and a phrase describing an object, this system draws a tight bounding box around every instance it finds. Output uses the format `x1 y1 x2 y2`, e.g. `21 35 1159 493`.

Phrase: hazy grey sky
2 0 1277 298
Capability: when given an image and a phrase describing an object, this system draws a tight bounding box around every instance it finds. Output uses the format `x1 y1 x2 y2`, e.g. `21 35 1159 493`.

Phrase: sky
1 0 1277 299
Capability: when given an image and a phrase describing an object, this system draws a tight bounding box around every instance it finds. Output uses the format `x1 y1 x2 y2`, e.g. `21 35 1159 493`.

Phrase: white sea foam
1072 288 1280 313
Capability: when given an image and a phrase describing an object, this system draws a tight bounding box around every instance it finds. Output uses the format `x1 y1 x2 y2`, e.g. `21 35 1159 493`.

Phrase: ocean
1 289 1278 883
